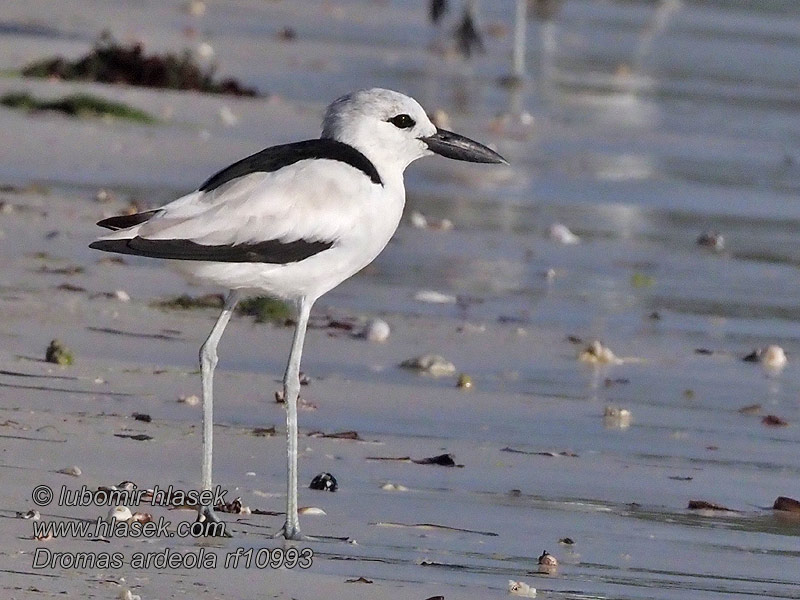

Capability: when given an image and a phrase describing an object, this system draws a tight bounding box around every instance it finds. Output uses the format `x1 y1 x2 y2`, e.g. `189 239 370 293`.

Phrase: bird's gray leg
278 296 313 540
198 290 239 527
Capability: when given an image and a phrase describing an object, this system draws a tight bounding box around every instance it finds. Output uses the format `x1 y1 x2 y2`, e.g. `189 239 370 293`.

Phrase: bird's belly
171 236 387 301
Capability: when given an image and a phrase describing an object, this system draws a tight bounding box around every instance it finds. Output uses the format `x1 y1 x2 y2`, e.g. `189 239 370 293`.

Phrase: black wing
89 237 334 264
97 210 160 230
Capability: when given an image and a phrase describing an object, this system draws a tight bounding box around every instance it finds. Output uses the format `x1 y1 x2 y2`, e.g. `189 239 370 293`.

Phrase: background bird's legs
198 289 240 524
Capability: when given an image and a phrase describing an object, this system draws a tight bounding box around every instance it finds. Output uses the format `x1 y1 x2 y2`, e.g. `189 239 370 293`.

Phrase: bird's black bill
421 128 507 164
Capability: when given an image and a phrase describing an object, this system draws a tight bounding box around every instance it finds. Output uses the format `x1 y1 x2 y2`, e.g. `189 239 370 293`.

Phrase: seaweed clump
1 92 156 123
21 32 258 97
154 293 291 325
237 296 292 325
45 339 74 366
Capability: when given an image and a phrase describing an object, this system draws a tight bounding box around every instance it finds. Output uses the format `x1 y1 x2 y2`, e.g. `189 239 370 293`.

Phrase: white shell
762 345 787 371
381 482 408 492
508 579 537 597
549 223 580 245
107 506 133 522
178 394 200 406
579 340 620 365
409 210 428 229
414 289 457 304
57 465 82 477
298 506 326 515
361 318 390 342
604 406 632 429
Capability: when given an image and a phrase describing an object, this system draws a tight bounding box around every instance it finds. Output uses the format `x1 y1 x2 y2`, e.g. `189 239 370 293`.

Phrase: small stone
558 537 574 545
277 27 297 41
762 414 788 427
113 290 131 302
456 373 473 389
696 230 724 250
687 500 734 511
17 509 40 520
130 512 152 523
773 496 800 513
309 472 338 492
413 453 457 466
400 354 457 377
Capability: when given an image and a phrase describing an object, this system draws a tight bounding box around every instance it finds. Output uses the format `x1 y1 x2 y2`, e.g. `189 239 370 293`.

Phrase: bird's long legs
279 296 313 540
198 289 240 525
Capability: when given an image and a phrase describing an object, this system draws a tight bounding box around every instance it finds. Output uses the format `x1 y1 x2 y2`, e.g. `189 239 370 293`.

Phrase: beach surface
1 1 800 599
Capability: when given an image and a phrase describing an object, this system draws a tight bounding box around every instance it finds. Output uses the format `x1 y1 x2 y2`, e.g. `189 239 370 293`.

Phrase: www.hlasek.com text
32 516 226 539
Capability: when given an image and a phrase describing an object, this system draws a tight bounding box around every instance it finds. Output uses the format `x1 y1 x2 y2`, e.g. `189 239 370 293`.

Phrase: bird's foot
195 506 233 537
272 523 352 543
272 522 313 541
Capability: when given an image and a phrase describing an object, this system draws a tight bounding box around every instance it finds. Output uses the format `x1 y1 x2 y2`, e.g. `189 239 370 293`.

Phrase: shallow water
5 1 800 598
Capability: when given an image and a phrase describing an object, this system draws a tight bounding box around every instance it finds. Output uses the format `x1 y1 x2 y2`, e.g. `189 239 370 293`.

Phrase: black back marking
199 139 382 192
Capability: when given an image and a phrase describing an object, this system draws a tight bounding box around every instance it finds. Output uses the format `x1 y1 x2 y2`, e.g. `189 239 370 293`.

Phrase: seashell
359 318 390 342
508 579 537 597
549 223 579 245
107 506 133 522
579 340 620 365
400 354 456 377
603 406 632 428
414 289 457 304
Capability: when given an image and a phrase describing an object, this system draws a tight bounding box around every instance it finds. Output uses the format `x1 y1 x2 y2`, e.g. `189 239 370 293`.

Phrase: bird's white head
321 88 506 174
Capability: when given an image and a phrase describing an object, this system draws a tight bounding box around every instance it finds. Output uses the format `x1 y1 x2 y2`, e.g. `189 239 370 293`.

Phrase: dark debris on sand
21 32 259 97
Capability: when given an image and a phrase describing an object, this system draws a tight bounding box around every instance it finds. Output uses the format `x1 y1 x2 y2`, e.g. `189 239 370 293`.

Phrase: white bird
90 88 506 540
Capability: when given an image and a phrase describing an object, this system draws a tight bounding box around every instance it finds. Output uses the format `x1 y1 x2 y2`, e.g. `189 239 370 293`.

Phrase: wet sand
2 1 800 599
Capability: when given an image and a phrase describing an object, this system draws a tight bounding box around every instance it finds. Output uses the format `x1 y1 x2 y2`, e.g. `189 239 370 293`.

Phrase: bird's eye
388 114 415 129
